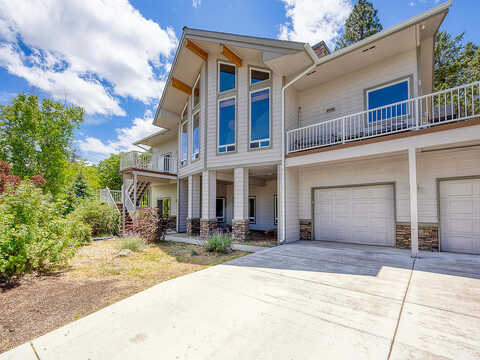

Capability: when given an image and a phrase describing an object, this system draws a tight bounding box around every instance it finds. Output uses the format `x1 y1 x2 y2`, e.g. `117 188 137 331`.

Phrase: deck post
133 172 137 212
408 147 419 258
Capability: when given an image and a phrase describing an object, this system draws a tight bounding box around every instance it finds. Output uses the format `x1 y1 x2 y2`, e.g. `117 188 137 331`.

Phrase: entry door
314 184 395 246
440 179 480 254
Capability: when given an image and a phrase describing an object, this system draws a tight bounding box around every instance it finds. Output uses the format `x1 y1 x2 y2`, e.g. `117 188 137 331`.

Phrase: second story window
218 97 236 153
181 103 188 166
192 112 199 160
367 79 409 123
192 74 200 109
218 62 236 93
249 68 271 149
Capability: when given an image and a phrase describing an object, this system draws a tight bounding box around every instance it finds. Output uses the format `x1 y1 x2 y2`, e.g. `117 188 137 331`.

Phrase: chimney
311 41 330 59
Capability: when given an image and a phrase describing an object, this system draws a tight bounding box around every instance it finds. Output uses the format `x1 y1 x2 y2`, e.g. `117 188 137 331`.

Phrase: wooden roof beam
221 45 242 67
171 77 192 95
186 39 208 61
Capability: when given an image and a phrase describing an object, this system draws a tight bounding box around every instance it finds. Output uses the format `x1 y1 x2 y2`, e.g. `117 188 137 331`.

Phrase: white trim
191 109 200 161
249 67 271 86
366 77 411 110
180 105 189 167
218 61 237 94
249 87 271 149
217 95 237 153
192 73 201 110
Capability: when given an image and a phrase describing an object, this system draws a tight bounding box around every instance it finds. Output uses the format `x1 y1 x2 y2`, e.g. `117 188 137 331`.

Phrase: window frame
217 61 237 95
180 102 189 166
157 198 171 217
191 109 200 161
249 67 271 86
216 197 226 223
249 86 271 150
217 95 237 154
248 196 256 224
365 77 411 123
274 194 278 225
192 73 201 110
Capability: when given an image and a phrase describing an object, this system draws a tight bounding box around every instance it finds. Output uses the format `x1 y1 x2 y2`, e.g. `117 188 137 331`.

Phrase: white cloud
192 0 201 8
0 0 178 115
278 0 353 49
76 110 160 162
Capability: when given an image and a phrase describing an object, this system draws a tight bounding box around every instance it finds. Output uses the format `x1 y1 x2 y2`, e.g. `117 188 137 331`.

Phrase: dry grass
0 238 248 353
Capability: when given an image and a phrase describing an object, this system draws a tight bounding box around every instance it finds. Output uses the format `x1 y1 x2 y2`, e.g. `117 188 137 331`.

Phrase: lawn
0 238 248 353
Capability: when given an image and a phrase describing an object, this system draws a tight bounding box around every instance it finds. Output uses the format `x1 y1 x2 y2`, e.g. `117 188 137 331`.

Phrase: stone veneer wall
186 217 200 235
232 220 249 242
299 219 312 240
200 219 217 238
396 223 439 252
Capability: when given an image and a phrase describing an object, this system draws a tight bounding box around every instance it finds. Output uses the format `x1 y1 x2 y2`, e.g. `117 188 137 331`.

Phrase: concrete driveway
2 241 480 360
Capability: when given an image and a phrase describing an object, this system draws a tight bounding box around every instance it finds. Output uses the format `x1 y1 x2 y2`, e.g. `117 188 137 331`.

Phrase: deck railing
120 151 177 174
287 81 480 154
99 188 121 215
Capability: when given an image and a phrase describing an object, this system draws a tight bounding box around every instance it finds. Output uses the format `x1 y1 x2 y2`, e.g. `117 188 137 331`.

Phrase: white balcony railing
120 151 177 174
287 81 480 154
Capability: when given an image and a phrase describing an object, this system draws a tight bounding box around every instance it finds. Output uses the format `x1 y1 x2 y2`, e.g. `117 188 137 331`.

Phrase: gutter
280 43 320 244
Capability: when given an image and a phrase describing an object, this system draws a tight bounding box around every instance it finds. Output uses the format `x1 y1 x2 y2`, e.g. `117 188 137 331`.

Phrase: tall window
250 67 270 85
157 198 171 217
181 103 188 166
192 112 199 160
250 88 270 148
216 197 225 223
367 79 409 123
248 196 256 224
218 97 236 153
192 74 200 108
218 62 236 93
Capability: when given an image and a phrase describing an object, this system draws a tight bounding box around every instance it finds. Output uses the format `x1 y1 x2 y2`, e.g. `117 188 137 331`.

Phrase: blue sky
0 0 478 163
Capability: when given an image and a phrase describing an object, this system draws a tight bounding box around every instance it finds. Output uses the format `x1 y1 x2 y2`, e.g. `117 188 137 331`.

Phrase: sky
0 0 478 163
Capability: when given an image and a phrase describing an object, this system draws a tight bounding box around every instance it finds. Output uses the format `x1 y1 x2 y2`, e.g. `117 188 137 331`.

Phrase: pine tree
72 174 90 199
335 0 383 50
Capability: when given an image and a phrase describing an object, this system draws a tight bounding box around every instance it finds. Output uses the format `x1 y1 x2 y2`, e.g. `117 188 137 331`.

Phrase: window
274 194 278 225
181 120 188 166
218 97 236 153
192 74 200 108
367 79 409 123
250 68 270 85
216 197 225 222
218 62 236 93
192 112 199 160
157 198 171 217
248 196 256 224
250 88 270 148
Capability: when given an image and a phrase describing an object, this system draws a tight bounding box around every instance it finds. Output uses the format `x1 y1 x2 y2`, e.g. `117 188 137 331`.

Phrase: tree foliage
72 174 90 199
64 159 100 194
0 94 84 196
335 0 383 50
434 30 480 91
98 153 122 190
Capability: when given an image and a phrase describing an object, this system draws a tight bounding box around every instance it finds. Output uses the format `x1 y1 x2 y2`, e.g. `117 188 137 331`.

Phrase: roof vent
362 45 376 53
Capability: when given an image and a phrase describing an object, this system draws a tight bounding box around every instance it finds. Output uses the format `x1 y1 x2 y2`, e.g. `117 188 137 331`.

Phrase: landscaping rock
114 249 134 259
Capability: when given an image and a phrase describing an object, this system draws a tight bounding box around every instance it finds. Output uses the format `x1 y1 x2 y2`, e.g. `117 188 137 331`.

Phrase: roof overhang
134 128 177 147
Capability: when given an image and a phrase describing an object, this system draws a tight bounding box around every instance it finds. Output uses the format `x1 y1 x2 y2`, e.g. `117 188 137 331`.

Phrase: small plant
191 249 198 256
118 237 145 252
203 232 233 253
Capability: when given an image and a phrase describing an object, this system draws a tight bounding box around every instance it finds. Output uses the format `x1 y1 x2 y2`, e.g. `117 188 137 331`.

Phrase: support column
177 178 188 233
133 172 137 218
187 174 201 235
200 170 217 238
233 167 249 242
409 147 419 258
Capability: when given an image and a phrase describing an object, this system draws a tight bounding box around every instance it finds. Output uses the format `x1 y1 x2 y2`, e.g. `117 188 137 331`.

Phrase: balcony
287 81 480 154
120 151 177 174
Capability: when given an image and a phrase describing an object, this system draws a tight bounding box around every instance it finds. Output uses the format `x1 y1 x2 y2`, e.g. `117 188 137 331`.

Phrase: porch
120 151 177 175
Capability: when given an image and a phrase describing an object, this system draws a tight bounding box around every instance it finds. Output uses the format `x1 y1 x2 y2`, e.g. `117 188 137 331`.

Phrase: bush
65 216 92 246
118 237 145 252
203 232 232 253
133 208 168 243
71 200 120 236
0 182 81 281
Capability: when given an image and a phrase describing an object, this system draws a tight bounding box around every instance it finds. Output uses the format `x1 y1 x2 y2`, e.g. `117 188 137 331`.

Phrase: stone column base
299 219 312 240
232 220 249 242
200 219 217 238
396 223 439 252
187 217 200 235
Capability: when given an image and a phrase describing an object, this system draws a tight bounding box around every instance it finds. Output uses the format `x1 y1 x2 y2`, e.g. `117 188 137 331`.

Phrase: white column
188 174 201 218
408 147 419 258
233 167 249 220
202 170 216 220
133 172 137 208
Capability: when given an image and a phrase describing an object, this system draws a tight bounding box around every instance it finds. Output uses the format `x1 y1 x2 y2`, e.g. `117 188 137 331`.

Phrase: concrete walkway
2 241 480 359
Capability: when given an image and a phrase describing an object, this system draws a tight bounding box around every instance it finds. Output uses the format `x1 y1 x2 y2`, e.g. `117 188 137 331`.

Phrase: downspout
280 43 319 244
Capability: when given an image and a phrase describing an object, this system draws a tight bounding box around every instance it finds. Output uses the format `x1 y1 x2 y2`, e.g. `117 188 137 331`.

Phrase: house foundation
200 219 217 238
232 220 249 242
396 223 439 252
187 217 200 235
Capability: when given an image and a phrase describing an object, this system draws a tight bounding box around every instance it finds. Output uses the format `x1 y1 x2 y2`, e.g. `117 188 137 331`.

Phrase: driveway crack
30 342 41 360
387 258 415 359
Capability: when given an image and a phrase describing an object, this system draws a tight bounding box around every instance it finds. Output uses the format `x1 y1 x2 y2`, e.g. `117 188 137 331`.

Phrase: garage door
314 184 395 246
440 179 480 254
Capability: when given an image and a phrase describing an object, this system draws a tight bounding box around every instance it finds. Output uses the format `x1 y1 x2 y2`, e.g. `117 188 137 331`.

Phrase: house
104 0 480 256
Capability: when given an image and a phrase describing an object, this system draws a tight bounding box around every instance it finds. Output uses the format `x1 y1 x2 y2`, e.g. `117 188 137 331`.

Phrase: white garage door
314 184 395 246
440 179 480 254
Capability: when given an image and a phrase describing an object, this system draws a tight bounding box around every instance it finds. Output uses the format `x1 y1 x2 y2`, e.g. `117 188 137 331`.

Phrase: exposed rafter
221 45 242 67
186 39 208 61
171 77 192 95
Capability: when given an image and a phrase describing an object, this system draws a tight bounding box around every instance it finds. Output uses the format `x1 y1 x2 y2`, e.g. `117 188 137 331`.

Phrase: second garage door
314 184 395 246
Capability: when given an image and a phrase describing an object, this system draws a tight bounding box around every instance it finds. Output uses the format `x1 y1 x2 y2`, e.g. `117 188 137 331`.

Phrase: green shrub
203 232 232 253
65 216 92 245
71 200 120 236
118 237 145 252
0 182 80 281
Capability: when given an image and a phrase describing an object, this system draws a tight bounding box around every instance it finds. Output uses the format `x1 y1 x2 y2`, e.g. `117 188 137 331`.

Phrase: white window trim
218 61 237 94
216 197 225 222
180 102 188 166
158 197 171 216
249 67 271 86
192 73 201 110
248 196 256 224
249 87 271 149
191 109 200 161
366 77 411 110
217 95 236 153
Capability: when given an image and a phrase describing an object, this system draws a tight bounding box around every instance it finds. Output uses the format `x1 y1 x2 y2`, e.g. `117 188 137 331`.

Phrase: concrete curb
164 235 270 253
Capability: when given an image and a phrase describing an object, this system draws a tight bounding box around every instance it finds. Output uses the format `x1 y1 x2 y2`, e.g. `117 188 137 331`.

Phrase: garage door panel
314 184 395 246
